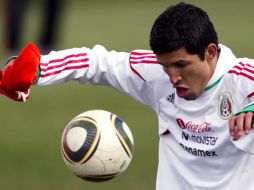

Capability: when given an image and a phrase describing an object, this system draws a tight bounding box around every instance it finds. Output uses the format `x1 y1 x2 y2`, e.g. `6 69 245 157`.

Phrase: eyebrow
158 59 190 66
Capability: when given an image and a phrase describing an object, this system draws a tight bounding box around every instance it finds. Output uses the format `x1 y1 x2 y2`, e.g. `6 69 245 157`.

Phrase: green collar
205 75 224 91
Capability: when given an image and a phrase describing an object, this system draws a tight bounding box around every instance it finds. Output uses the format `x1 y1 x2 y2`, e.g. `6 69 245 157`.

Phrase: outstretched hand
0 69 31 102
0 42 40 102
229 112 253 141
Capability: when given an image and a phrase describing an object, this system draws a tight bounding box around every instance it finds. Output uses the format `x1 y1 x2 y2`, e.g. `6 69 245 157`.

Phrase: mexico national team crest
218 92 233 120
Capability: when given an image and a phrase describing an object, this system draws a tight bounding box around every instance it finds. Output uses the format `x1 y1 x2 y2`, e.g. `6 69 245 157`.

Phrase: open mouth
176 87 189 98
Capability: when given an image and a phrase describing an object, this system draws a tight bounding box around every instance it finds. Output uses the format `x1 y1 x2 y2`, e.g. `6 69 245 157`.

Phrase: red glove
0 42 41 102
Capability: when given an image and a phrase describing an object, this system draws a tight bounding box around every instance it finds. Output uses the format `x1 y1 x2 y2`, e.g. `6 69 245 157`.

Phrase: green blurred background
1 0 254 190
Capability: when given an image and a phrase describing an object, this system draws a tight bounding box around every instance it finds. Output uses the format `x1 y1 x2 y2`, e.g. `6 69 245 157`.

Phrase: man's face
156 46 217 100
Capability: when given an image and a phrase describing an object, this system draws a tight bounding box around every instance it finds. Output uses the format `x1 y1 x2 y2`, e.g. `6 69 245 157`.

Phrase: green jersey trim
234 104 254 115
36 66 41 83
205 75 224 91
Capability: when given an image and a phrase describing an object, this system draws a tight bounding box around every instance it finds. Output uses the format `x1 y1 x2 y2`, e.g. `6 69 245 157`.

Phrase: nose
163 66 181 85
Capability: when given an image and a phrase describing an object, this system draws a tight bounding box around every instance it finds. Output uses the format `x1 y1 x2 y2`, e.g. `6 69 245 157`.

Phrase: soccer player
1 2 254 190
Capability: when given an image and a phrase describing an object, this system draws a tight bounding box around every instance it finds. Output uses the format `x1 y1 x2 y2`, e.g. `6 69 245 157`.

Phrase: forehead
156 48 198 65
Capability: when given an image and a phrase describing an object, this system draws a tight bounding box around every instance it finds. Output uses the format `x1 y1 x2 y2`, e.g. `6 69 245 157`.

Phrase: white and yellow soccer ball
61 110 134 182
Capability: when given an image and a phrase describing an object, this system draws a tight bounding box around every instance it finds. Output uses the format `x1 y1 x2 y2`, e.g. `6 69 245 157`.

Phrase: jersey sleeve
36 45 161 110
228 58 254 111
227 58 254 153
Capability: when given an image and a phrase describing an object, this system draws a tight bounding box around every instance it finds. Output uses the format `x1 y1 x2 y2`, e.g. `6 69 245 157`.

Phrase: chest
157 81 238 157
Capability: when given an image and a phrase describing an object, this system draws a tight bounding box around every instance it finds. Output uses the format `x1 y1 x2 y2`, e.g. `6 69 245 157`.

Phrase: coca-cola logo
176 118 214 133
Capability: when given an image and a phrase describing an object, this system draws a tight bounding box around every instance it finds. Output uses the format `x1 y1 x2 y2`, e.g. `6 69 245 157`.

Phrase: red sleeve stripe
130 59 158 64
129 65 146 82
40 65 89 78
40 53 87 66
129 51 158 81
130 51 155 55
231 62 254 74
130 52 157 61
228 70 254 81
130 53 157 64
130 55 156 60
228 62 254 81
247 91 254 98
40 53 89 78
130 52 157 64
40 58 89 72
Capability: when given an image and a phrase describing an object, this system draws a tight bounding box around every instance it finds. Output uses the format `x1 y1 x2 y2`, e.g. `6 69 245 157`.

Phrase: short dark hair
150 2 218 60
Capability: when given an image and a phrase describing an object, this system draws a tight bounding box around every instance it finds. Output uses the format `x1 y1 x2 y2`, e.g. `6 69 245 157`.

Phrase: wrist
36 66 41 83
235 103 254 115
5 56 18 65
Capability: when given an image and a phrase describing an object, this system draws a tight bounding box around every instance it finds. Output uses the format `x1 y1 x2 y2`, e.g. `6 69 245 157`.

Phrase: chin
183 94 199 101
184 97 196 101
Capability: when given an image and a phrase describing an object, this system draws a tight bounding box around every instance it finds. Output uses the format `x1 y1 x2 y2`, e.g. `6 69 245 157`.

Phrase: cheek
184 69 208 88
183 69 200 81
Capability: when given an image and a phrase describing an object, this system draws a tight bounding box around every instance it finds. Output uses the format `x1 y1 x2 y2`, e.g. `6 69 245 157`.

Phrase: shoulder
227 58 254 81
129 50 167 82
226 58 254 99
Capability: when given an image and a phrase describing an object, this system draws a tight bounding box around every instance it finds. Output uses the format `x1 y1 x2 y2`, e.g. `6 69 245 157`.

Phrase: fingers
15 89 30 102
0 87 30 102
229 112 253 141
244 112 253 134
229 115 240 141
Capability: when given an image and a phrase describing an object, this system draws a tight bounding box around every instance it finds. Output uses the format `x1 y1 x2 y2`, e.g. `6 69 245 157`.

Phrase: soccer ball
61 109 134 182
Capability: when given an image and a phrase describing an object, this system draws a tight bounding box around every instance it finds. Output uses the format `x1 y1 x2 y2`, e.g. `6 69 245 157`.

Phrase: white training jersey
37 44 254 190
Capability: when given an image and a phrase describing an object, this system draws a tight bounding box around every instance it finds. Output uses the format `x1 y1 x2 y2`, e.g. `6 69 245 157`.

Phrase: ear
205 43 218 62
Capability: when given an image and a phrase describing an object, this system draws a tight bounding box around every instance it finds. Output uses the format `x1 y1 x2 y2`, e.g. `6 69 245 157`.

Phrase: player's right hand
0 42 41 102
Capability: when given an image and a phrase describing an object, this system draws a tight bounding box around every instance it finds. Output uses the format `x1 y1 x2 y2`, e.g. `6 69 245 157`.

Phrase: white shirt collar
206 44 237 88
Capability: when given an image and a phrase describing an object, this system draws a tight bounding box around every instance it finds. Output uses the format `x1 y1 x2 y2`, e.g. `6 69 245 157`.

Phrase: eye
174 60 188 68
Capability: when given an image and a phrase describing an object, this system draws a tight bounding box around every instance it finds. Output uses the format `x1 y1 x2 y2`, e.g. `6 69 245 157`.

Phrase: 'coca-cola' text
176 118 214 133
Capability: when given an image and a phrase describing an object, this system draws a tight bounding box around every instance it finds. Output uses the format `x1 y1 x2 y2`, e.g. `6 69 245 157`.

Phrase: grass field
1 0 254 190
